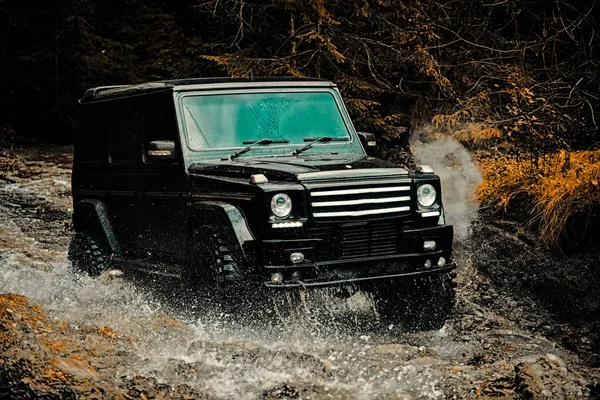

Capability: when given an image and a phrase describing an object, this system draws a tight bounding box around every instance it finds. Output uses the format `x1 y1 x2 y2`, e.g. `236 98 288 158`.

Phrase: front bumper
264 263 455 288
245 224 454 288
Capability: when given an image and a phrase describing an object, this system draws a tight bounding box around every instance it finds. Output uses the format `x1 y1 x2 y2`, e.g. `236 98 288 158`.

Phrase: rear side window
77 107 109 163
110 103 143 164
145 98 176 143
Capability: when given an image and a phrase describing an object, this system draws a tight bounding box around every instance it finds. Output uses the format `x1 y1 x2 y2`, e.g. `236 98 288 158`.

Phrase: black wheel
183 226 246 313
373 272 456 331
67 232 109 276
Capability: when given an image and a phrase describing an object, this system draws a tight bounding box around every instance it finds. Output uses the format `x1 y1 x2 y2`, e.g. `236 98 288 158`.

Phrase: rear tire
67 232 109 276
374 272 456 331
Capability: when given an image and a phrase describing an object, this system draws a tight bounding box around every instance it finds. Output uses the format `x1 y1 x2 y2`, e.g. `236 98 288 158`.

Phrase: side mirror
147 140 176 162
357 132 377 155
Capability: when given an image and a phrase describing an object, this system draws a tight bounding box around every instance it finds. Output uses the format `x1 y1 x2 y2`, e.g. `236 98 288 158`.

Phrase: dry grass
477 150 600 248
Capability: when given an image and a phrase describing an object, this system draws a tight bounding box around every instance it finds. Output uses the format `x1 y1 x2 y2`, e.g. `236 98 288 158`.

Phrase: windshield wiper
229 138 289 160
292 136 349 156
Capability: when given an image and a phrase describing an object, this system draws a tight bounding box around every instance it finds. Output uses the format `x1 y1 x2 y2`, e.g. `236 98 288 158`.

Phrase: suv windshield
182 91 351 151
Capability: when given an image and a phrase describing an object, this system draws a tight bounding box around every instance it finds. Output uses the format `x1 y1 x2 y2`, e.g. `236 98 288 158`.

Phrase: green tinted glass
182 91 350 150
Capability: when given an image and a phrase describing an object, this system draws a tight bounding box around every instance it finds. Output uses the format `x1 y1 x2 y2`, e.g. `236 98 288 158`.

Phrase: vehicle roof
80 77 335 103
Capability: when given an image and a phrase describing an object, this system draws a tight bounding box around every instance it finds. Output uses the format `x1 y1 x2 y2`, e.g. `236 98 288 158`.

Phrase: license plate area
339 221 403 259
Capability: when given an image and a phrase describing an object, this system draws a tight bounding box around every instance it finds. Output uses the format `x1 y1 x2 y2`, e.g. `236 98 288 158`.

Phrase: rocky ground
0 145 599 399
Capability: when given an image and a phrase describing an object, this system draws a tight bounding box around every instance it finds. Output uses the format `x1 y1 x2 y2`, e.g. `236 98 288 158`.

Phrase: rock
264 384 299 399
545 353 566 368
515 356 588 399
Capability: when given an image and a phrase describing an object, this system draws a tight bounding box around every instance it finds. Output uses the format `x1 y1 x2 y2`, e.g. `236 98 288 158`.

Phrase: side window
77 106 109 164
110 103 142 164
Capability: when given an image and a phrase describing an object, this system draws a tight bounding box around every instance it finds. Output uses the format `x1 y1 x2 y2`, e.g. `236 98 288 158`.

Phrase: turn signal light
250 174 268 184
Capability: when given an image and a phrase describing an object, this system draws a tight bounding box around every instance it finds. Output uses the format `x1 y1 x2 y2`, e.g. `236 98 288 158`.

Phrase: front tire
183 226 246 314
374 272 456 331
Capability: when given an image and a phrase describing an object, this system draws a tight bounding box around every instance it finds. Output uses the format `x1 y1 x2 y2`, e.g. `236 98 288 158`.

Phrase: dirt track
0 145 598 399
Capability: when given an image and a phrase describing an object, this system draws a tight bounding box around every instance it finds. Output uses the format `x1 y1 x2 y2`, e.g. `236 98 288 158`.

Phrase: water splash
0 258 455 399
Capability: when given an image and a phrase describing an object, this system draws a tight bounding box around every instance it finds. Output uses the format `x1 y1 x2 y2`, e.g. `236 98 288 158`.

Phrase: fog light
437 257 446 268
271 272 283 284
424 259 432 269
290 252 304 264
423 240 437 250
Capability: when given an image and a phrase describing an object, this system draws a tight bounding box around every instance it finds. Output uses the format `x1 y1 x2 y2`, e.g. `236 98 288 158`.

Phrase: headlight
417 184 437 207
271 193 292 217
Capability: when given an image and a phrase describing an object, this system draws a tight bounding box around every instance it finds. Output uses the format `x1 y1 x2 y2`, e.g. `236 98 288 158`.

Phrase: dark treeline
1 0 598 157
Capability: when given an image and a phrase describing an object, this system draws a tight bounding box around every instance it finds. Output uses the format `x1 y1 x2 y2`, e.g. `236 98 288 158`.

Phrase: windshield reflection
182 91 351 151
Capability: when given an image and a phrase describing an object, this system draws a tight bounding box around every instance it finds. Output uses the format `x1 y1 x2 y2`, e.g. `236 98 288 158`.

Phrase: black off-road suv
69 77 456 330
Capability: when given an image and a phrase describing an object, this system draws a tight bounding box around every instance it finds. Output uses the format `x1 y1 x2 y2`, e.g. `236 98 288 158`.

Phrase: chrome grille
309 183 412 220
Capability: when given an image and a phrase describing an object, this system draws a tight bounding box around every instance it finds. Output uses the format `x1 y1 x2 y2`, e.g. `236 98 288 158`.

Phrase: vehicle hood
187 155 409 182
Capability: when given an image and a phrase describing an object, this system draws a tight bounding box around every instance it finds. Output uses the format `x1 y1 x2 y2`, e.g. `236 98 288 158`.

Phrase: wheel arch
187 201 254 259
72 199 120 253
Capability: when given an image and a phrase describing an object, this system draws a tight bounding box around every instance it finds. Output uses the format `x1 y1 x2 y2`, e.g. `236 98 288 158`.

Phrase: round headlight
417 184 437 207
271 193 292 218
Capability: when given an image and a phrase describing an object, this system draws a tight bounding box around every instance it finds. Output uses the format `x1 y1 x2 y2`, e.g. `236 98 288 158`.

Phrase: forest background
1 0 598 247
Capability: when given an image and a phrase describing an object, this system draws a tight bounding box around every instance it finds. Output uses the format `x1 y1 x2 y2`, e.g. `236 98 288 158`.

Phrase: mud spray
0 143 484 399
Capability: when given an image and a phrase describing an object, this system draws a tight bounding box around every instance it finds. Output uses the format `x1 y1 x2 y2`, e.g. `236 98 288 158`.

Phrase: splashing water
0 255 462 399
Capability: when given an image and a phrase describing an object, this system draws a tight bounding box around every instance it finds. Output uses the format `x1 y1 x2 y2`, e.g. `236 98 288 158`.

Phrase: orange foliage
477 150 600 247
97 326 119 339
45 369 68 382
47 341 67 352
452 124 503 144
153 313 179 328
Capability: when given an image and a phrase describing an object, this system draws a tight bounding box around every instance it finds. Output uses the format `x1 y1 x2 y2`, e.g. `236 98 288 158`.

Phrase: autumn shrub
477 150 600 248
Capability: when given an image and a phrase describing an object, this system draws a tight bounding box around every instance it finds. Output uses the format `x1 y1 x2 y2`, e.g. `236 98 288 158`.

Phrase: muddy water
1 259 458 398
0 146 595 399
